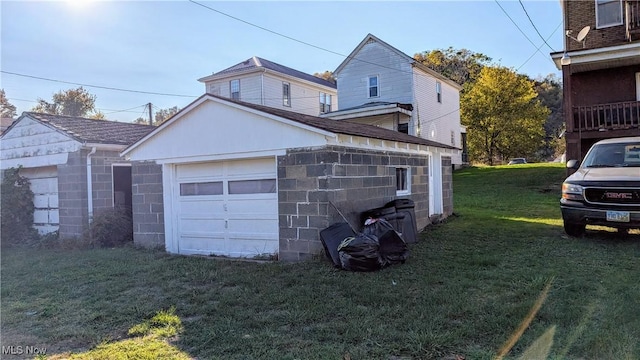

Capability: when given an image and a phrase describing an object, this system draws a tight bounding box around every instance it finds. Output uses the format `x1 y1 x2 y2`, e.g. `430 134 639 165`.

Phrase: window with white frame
283 82 291 107
451 130 456 146
436 81 442 103
395 167 411 195
230 79 240 100
320 92 332 113
596 0 623 28
368 75 379 98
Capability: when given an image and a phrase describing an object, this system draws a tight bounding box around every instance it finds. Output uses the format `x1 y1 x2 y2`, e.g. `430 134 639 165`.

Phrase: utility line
1 70 198 98
518 0 556 52
493 0 556 66
8 97 151 114
517 21 562 71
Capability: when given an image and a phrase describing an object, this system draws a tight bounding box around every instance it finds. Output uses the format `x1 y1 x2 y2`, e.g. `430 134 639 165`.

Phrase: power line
8 97 151 114
517 22 562 71
1 70 199 98
518 0 556 52
493 0 555 67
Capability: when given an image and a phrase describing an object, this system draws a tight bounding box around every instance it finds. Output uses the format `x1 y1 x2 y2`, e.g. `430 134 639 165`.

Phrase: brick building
551 0 640 163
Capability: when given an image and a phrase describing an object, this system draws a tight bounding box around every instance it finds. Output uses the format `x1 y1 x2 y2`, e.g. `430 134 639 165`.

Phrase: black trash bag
362 218 395 238
363 218 409 267
378 230 409 267
337 233 382 272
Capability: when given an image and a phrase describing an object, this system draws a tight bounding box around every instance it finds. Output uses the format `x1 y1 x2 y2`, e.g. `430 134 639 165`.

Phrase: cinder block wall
277 145 433 262
90 150 127 213
57 150 88 239
131 161 164 248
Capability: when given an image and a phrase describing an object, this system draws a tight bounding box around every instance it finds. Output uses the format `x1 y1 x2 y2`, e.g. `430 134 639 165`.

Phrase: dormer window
596 0 623 28
368 76 379 98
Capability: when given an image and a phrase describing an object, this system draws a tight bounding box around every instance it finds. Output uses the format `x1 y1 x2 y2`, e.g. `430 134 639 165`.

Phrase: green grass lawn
2 163 639 359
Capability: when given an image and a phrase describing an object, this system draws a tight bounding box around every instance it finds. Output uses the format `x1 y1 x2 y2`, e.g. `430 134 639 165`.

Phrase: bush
1 167 38 247
87 207 133 247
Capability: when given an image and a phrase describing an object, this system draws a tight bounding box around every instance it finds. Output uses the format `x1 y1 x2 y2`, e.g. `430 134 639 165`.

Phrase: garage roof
17 112 156 145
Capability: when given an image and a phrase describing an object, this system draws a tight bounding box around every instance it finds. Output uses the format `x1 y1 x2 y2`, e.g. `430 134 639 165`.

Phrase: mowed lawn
1 163 639 359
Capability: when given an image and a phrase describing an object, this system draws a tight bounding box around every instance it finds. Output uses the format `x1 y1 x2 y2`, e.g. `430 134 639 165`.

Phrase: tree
461 66 549 165
1 89 17 118
414 47 492 87
32 87 98 117
534 74 564 160
134 106 179 125
154 106 179 125
313 71 336 84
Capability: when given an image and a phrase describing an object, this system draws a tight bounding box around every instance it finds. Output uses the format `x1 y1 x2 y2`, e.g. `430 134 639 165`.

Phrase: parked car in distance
560 137 640 236
508 158 527 165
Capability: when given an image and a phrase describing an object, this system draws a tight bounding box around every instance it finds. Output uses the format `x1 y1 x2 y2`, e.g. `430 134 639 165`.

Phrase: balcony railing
572 100 640 132
627 0 640 40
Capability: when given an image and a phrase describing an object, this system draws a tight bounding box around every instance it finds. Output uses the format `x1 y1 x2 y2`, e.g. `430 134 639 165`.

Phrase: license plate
606 211 630 223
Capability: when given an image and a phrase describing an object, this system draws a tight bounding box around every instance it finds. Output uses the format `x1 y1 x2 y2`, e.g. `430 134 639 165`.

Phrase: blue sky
1 0 564 122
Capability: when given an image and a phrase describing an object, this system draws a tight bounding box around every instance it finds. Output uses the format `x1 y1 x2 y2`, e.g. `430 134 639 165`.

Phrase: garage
19 166 59 235
175 158 278 257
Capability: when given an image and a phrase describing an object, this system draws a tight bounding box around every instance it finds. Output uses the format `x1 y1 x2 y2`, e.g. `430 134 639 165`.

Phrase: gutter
86 146 97 224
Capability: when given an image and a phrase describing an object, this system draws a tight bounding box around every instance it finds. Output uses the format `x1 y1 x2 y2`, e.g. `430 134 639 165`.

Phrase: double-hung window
230 79 240 100
596 0 623 28
320 92 332 113
436 81 442 103
283 82 291 107
368 75 379 98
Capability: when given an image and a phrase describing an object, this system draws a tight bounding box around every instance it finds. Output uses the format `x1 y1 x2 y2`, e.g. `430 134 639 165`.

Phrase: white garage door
175 158 278 257
19 166 59 234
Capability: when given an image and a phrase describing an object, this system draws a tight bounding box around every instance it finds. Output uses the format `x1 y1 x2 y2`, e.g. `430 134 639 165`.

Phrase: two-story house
321 34 466 166
551 0 640 162
198 56 338 117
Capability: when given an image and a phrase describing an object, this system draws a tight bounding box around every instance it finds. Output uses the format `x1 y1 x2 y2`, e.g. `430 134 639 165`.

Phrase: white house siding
261 74 338 116
0 117 80 169
336 40 414 110
412 68 462 165
206 74 262 104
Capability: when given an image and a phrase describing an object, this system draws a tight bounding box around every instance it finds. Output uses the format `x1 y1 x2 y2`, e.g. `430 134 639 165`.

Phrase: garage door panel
178 235 226 256
175 158 278 258
19 167 59 235
226 237 279 257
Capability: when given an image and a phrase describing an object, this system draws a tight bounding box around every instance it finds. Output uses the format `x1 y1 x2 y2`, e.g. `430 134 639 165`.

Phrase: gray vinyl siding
336 40 414 109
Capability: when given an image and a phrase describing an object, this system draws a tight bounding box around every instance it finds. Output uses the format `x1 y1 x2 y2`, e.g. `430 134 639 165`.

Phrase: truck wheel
564 221 585 237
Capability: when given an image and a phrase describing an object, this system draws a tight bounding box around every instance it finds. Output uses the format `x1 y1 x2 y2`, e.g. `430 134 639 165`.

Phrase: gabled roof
124 94 458 155
8 112 156 146
198 56 336 89
334 34 462 90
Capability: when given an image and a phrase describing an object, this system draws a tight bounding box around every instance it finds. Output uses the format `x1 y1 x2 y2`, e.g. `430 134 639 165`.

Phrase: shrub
87 207 133 247
0 167 38 247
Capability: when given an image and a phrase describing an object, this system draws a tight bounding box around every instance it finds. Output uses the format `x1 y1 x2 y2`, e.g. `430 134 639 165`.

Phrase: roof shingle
25 112 156 146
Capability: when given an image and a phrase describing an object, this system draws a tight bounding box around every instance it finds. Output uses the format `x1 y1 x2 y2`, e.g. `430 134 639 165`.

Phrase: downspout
86 147 97 224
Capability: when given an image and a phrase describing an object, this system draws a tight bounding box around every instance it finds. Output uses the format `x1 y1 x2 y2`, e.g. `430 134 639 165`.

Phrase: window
230 80 240 100
636 72 640 101
596 0 622 28
451 130 456 146
180 182 223 196
283 82 291 107
228 179 277 194
320 92 332 113
368 76 379 98
398 123 409 134
395 167 410 195
436 81 442 103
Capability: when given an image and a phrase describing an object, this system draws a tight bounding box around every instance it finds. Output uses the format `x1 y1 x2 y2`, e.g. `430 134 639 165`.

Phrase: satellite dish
576 26 591 42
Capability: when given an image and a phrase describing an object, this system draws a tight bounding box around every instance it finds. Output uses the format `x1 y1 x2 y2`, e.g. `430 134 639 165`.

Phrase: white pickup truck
561 137 640 236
